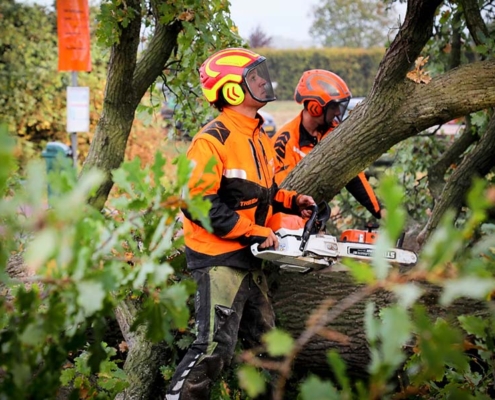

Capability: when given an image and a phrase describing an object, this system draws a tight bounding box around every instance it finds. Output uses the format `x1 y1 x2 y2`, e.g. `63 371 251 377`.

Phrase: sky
228 0 408 48
229 0 319 46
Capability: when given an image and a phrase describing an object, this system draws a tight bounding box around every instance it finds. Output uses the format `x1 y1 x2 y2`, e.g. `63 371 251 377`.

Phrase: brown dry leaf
487 186 495 204
406 56 432 84
79 387 90 399
119 341 129 353
178 10 195 22
161 195 187 209
62 361 74 369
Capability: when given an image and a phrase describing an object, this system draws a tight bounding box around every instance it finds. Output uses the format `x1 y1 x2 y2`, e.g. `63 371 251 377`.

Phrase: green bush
256 47 385 100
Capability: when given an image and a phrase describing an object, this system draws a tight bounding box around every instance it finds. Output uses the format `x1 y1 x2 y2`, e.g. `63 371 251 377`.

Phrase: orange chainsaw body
339 229 377 244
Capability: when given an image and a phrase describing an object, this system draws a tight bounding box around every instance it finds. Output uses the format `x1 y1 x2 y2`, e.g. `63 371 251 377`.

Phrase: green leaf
77 280 106 316
175 153 194 187
152 151 167 187
412 307 469 381
440 277 495 305
458 315 488 339
13 363 32 389
60 367 76 386
420 210 463 270
327 350 351 394
370 232 393 280
379 306 412 368
364 302 380 343
344 259 376 284
377 175 405 240
262 328 294 357
24 228 58 271
300 375 339 400
237 365 266 398
19 324 45 346
0 124 16 193
177 335 194 350
391 283 424 309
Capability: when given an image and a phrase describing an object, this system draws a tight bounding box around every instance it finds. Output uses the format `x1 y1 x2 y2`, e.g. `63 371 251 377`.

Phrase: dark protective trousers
165 266 275 400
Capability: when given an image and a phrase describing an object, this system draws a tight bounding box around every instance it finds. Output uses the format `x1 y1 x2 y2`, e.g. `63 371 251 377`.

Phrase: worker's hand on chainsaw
259 230 279 250
296 195 316 218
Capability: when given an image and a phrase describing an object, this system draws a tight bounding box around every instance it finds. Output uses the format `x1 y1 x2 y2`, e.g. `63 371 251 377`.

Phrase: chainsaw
251 202 417 274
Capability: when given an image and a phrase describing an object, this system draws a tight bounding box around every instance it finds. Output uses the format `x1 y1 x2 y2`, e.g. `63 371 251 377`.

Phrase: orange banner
57 0 91 71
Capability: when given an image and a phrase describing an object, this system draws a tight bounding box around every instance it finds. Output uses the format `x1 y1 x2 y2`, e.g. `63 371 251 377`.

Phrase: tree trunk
269 268 488 378
82 0 182 211
114 299 169 400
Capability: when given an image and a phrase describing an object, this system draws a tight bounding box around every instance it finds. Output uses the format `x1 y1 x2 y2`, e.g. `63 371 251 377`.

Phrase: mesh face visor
325 98 350 123
243 59 277 103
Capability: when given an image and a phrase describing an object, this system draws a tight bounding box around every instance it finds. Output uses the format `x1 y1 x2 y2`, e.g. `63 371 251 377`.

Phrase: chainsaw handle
299 204 319 252
257 244 276 252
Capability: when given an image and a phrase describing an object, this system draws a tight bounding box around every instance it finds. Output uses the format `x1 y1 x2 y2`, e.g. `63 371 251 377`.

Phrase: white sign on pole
67 86 90 132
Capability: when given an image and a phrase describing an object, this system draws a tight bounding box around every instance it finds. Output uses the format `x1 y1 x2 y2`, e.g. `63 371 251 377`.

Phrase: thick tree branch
132 0 182 106
459 0 490 46
418 113 495 243
282 59 495 204
427 121 479 201
371 0 443 94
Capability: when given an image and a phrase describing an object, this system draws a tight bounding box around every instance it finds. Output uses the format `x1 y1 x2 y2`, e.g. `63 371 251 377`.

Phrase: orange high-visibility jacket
271 111 382 218
182 107 302 270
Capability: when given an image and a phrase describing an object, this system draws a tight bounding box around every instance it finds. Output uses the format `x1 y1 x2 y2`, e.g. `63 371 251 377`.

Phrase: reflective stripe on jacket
271 111 381 218
182 107 301 270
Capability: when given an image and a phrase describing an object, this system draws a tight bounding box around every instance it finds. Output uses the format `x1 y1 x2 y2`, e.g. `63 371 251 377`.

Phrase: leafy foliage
60 342 128 399
135 0 245 140
0 126 207 398
0 0 108 163
239 175 495 399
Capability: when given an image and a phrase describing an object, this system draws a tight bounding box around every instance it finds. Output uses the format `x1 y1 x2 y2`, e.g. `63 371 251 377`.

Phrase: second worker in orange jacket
271 69 383 220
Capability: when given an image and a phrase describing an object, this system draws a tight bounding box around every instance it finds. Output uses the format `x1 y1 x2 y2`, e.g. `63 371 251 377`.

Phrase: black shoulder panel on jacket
273 131 290 160
203 120 230 145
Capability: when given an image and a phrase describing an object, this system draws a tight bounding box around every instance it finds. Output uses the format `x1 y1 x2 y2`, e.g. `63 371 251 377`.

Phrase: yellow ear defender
222 82 245 106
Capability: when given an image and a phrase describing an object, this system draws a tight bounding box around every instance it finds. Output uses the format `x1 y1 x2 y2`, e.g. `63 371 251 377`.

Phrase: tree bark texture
114 299 169 400
419 114 495 242
427 121 479 202
269 268 488 378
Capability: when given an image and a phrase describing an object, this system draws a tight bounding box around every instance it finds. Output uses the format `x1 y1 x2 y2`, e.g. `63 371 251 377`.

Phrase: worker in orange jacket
166 48 315 400
271 69 383 225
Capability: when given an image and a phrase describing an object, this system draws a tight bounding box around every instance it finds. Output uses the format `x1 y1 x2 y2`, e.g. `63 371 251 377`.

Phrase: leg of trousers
165 266 275 400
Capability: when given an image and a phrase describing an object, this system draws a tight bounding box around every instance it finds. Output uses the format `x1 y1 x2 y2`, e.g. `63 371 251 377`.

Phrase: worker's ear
222 83 245 105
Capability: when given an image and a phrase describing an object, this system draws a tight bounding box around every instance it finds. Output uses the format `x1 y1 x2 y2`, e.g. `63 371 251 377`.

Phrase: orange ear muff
306 100 323 117
222 82 245 106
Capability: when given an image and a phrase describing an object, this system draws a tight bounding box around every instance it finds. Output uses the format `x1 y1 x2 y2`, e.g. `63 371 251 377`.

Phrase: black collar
299 121 318 148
